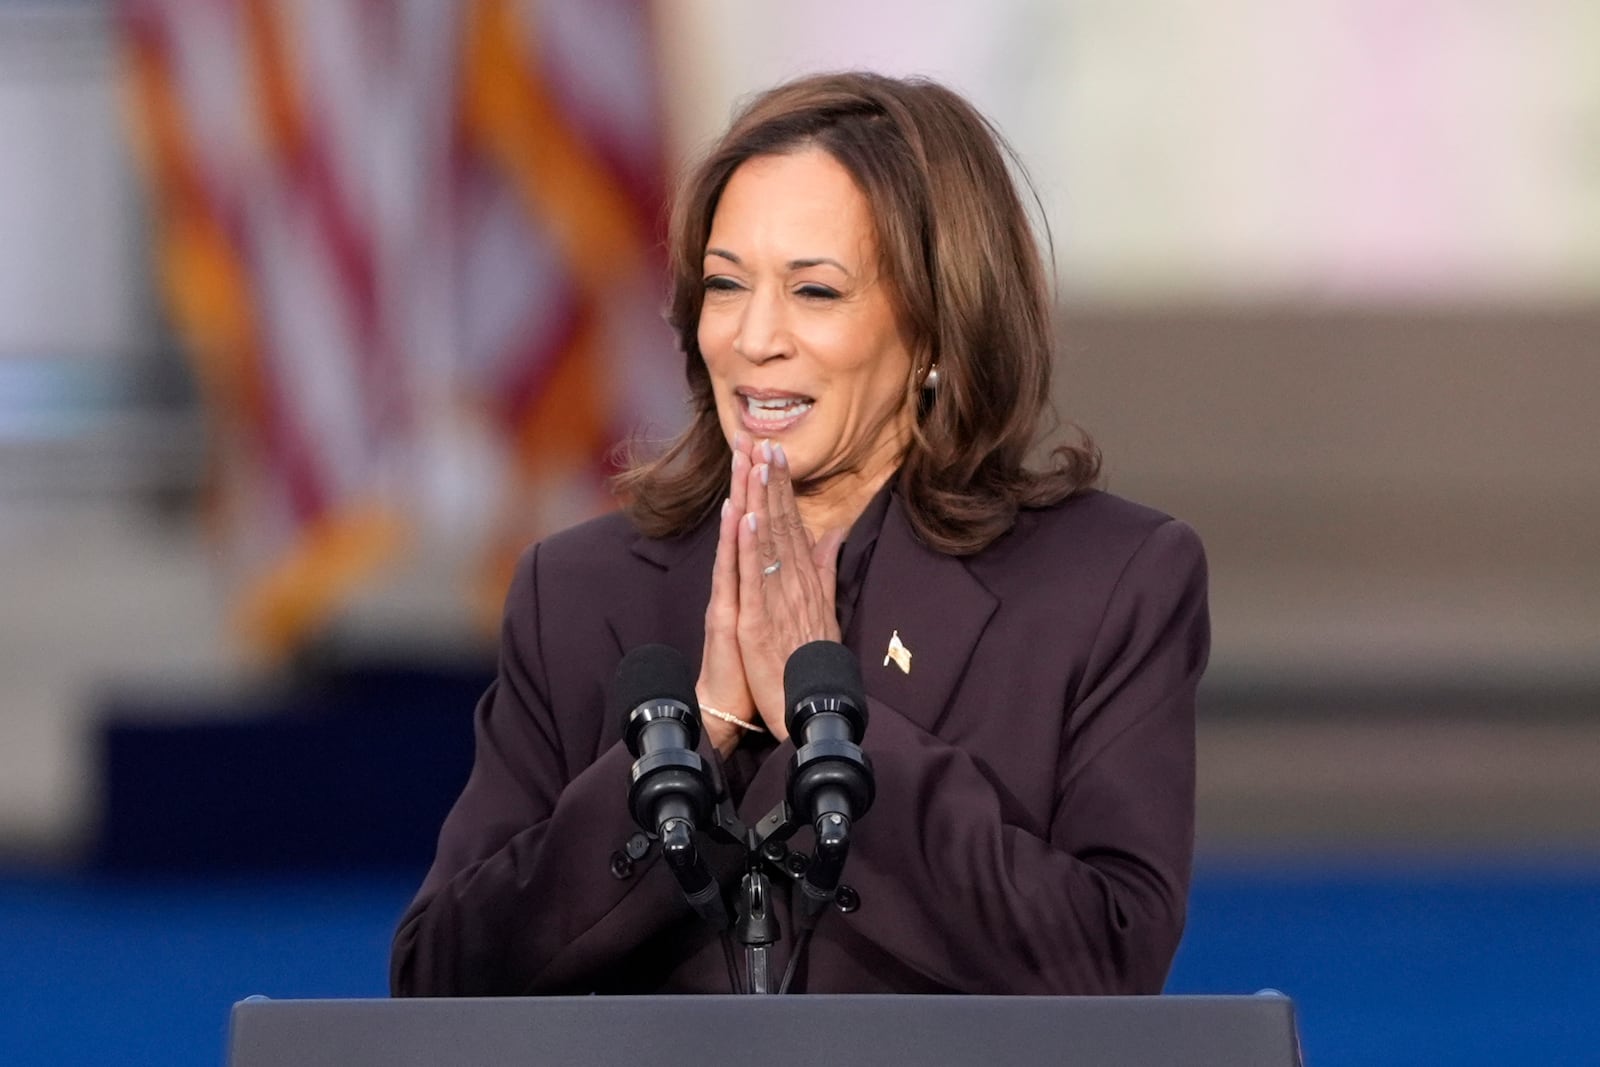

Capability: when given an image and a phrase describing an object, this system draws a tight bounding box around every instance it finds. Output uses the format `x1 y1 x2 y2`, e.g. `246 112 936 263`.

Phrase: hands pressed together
698 434 848 757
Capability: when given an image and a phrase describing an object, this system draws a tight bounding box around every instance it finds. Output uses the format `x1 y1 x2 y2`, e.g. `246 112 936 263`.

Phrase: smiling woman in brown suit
391 72 1208 997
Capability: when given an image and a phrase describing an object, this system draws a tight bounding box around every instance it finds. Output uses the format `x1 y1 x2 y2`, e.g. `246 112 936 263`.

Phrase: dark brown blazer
391 488 1208 996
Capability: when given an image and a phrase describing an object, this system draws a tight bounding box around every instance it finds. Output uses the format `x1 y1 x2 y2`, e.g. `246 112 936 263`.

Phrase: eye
703 276 742 293
796 283 840 300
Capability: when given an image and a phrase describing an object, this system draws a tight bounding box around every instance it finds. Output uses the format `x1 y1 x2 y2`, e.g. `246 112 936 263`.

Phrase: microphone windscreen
783 640 866 725
611 644 697 729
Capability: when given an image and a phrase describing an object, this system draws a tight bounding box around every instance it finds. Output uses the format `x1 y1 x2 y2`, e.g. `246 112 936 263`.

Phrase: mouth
735 388 814 433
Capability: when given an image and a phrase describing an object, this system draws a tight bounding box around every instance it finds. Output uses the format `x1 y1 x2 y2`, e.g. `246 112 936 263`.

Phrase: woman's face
699 147 917 487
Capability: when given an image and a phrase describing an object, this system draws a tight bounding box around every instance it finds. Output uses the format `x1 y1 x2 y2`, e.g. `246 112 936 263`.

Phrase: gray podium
228 994 1303 1067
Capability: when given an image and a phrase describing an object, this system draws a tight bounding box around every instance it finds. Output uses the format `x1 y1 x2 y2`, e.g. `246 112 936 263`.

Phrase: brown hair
614 71 1099 553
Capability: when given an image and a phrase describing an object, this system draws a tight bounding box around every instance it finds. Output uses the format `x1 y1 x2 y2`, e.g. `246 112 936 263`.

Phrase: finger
736 507 792 737
811 525 847 589
745 448 778 569
729 447 749 519
708 497 738 625
766 442 811 568
702 496 757 728
736 508 767 621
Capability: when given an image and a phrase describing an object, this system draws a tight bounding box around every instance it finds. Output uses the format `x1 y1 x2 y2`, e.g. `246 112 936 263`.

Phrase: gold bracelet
699 703 766 733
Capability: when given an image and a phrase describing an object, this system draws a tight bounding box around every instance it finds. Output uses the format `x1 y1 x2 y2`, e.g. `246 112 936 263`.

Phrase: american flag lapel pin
883 629 912 674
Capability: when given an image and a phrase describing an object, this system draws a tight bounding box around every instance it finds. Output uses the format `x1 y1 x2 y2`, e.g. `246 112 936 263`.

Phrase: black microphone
784 640 875 926
613 644 727 929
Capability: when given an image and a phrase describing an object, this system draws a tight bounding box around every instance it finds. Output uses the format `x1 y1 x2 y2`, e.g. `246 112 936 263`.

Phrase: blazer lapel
609 516 718 665
848 499 998 733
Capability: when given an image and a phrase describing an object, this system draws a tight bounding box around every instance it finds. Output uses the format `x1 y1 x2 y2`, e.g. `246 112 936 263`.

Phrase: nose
732 286 791 364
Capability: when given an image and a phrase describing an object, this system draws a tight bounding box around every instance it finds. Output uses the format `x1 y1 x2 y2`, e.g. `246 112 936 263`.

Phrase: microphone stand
696 791 857 994
715 797 804 995
618 752 846 994
630 747 871 993
734 868 777 993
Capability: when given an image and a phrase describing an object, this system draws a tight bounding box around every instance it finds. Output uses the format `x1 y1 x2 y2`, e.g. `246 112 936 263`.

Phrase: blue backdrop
3 857 1595 1066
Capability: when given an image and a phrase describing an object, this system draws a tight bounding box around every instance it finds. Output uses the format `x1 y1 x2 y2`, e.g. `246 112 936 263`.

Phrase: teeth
743 395 812 421
747 396 807 409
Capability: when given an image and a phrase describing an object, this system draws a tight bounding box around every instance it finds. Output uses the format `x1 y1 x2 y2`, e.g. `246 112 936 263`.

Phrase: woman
391 72 1207 997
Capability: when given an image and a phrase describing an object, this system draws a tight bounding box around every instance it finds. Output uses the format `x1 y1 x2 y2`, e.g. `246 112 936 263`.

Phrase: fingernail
773 443 787 470
746 512 757 532
760 439 772 463
758 463 769 486
721 498 730 518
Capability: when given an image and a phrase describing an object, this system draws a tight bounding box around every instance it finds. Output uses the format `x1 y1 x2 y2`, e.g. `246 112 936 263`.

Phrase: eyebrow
704 248 851 274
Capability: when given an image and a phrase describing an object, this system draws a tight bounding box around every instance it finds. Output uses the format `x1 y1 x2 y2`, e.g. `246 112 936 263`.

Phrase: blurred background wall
0 1 1596 1065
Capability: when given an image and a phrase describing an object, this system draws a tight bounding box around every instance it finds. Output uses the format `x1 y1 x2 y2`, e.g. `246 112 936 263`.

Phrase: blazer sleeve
391 544 697 996
837 518 1206 994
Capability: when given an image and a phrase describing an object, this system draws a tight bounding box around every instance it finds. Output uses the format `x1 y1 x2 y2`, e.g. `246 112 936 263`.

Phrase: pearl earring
922 363 940 390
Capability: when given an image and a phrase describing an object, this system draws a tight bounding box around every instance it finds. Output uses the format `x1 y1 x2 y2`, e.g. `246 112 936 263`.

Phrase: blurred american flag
118 0 682 655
